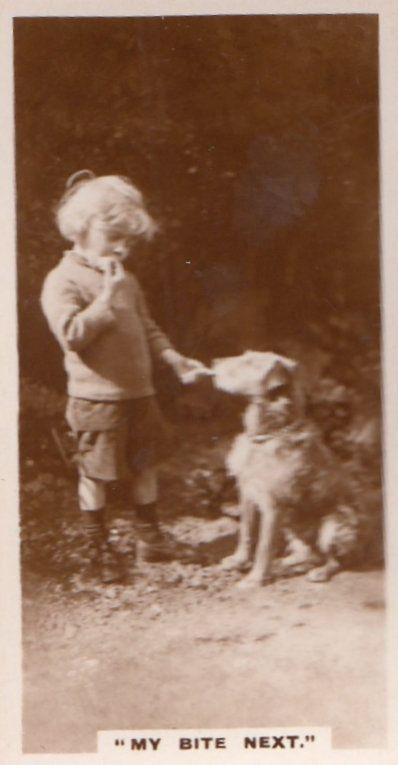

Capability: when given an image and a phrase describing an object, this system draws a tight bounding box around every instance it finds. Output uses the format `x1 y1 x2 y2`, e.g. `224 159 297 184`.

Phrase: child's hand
100 258 126 304
162 350 212 384
178 357 212 384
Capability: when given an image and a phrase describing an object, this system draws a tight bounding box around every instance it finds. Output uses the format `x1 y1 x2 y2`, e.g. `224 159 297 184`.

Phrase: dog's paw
307 557 340 583
276 552 318 577
220 553 250 572
307 566 331 583
236 572 272 589
279 553 313 570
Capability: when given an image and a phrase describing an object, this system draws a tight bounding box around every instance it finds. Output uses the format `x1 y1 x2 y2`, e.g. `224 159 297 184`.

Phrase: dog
211 351 359 588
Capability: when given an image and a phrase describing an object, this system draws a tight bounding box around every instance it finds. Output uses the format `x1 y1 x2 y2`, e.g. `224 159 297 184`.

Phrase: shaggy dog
212 351 359 588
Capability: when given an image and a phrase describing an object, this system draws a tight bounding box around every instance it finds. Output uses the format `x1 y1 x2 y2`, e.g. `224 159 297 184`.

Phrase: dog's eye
267 384 290 401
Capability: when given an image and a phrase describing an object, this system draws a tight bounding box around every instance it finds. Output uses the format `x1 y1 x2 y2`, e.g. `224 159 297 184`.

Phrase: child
41 170 207 583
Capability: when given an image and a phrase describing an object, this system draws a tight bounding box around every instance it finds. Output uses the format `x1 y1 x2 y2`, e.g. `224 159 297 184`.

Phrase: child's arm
41 270 115 352
161 349 212 383
135 285 210 382
135 283 175 358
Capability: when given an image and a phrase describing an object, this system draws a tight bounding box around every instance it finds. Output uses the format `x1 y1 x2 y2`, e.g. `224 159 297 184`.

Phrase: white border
1 2 397 763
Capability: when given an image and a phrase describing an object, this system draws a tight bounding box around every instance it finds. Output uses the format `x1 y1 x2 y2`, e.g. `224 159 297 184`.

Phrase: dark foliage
15 16 384 582
15 15 380 383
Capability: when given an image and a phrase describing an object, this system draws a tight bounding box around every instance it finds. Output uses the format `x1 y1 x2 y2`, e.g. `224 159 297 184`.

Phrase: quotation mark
300 735 316 748
115 739 125 746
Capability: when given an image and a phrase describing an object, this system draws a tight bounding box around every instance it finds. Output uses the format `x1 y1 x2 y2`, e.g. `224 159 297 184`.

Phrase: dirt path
23 564 386 754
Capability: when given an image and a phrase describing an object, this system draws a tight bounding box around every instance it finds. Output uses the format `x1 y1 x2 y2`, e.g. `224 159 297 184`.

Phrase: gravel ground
22 528 386 754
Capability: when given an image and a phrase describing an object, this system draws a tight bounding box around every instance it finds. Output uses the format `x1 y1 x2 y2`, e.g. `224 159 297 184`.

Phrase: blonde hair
56 171 158 242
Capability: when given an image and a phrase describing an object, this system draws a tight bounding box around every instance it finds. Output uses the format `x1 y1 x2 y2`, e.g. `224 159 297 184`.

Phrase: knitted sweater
41 252 173 400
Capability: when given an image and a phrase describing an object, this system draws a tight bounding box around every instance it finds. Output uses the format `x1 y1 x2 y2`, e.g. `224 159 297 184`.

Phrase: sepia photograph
3 4 392 760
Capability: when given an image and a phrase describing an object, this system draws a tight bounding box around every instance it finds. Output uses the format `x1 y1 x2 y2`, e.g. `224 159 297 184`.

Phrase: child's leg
78 473 106 510
131 467 203 564
78 472 123 583
131 467 168 560
78 472 105 544
132 465 158 506
67 404 129 581
132 466 181 561
127 398 203 564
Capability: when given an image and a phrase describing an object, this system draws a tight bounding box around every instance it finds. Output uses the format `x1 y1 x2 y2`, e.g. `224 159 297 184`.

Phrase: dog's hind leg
221 496 256 571
307 514 343 582
307 557 340 582
237 498 278 588
278 530 317 574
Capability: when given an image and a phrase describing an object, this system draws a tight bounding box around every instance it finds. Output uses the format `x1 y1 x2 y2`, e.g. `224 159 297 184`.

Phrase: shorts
66 396 174 481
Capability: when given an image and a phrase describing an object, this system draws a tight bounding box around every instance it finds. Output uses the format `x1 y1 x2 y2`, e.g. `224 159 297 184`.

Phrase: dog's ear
259 354 297 389
275 356 306 415
260 355 305 413
274 354 298 375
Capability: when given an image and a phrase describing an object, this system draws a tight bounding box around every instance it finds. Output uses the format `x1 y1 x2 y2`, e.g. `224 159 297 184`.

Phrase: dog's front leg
221 496 255 571
237 499 278 588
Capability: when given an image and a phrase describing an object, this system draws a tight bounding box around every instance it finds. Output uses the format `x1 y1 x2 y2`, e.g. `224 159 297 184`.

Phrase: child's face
77 218 134 268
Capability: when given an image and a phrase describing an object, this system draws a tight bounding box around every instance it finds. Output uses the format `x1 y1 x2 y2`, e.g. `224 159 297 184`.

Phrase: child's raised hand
178 357 212 384
100 258 126 303
162 349 213 384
